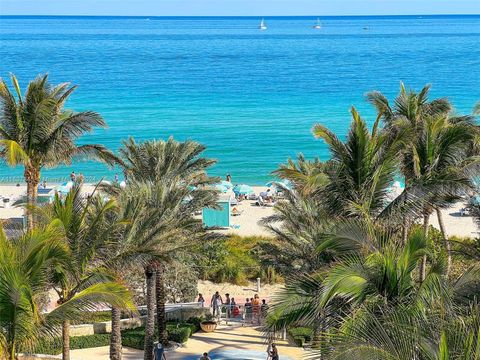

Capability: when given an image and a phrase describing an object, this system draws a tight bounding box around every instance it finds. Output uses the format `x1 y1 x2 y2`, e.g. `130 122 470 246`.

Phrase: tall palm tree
382 114 478 279
369 84 479 278
118 137 218 358
367 83 452 242
312 107 403 219
34 184 136 360
0 74 115 228
98 181 206 360
0 220 134 360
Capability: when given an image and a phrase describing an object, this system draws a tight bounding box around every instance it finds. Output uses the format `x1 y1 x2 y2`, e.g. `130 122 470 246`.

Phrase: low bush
288 326 313 344
168 327 191 343
186 316 205 332
29 334 111 355
26 321 198 354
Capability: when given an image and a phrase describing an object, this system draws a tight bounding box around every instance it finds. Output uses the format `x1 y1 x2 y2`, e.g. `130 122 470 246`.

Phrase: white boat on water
313 18 321 29
259 18 267 30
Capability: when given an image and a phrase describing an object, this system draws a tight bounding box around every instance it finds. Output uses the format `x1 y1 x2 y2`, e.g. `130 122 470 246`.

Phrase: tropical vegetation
1 75 479 360
264 84 480 359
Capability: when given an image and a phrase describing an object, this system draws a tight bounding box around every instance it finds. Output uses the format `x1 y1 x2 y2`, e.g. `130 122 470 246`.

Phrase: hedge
29 334 111 355
288 326 313 347
25 322 197 355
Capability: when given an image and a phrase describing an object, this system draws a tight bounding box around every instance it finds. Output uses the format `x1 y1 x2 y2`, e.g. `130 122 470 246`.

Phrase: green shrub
29 334 111 355
168 327 191 343
26 322 198 354
186 316 204 332
288 327 313 343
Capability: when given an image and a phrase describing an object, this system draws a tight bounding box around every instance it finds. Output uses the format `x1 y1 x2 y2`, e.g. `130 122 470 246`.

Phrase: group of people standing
198 292 269 325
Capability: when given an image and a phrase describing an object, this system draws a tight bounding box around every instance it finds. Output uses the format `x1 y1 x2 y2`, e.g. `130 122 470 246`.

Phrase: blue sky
1 0 479 16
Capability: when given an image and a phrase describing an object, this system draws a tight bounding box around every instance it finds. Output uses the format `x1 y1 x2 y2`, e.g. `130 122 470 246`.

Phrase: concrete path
69 324 305 359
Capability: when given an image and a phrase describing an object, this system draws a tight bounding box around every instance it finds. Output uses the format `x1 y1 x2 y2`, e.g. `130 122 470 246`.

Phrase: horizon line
1 14 479 18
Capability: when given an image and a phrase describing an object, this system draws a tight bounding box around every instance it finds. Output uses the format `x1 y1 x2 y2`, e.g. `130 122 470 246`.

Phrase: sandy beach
1 183 477 239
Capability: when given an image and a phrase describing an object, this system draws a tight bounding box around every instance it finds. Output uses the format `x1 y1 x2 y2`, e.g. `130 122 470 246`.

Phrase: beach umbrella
213 184 229 193
279 179 292 190
233 184 254 195
61 181 74 189
220 180 233 189
266 180 292 190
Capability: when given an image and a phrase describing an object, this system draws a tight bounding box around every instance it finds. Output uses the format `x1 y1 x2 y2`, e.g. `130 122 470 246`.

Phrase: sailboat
259 18 267 30
313 18 321 29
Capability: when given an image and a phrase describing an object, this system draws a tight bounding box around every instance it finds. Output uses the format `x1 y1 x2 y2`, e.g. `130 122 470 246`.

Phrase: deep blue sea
0 15 479 184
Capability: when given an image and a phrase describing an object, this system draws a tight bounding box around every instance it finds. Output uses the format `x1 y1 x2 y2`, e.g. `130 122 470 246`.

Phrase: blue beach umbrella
220 180 233 189
266 180 292 190
213 184 229 193
233 184 254 195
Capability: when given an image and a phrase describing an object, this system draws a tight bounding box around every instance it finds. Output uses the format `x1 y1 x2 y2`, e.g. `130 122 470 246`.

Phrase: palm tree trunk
156 263 168 346
143 265 156 360
419 212 429 282
436 207 451 277
401 217 409 245
8 342 15 360
24 164 40 230
62 319 70 360
110 306 122 360
312 317 324 357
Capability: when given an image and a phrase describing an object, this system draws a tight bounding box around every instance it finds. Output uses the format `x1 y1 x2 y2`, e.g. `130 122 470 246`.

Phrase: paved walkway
69 324 305 359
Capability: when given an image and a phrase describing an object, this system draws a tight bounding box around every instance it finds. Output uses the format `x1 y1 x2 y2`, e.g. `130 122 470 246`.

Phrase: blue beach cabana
202 193 231 228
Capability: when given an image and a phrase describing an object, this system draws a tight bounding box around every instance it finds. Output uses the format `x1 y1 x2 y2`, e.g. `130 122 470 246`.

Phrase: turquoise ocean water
0 15 479 184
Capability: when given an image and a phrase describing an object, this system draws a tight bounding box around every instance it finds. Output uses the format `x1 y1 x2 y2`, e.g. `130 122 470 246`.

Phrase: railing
137 301 203 313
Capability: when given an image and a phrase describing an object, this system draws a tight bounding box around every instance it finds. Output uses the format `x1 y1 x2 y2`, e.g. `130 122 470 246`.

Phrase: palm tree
323 302 480 360
312 107 403 219
34 184 136 360
93 184 159 360
369 84 478 279
260 188 333 275
273 154 329 196
382 114 478 279
96 181 200 360
0 74 115 228
0 220 134 360
118 137 218 358
266 220 480 358
367 83 452 242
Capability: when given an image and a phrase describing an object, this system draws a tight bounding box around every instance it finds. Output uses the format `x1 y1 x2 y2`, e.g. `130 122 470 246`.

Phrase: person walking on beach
226 174 232 182
154 342 167 359
197 293 205 307
78 173 84 184
211 291 223 318
225 293 231 318
244 298 252 323
252 294 261 325
70 171 76 182
261 299 269 323
268 343 279 360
